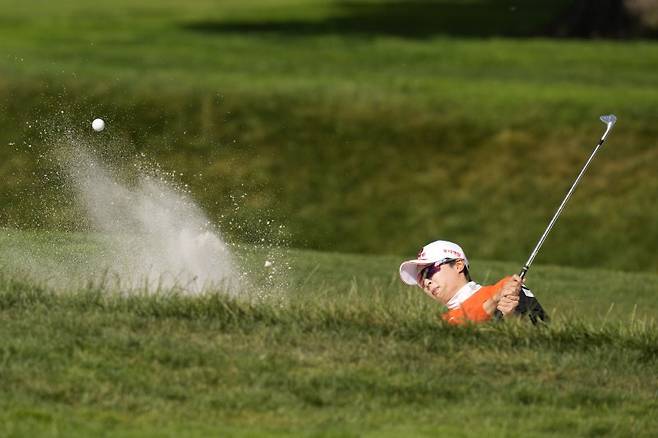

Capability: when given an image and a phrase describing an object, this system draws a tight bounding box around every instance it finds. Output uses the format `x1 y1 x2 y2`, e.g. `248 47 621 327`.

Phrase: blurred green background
1 0 657 271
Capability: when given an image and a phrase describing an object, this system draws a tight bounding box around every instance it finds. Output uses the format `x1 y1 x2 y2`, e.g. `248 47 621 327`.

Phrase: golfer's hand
497 275 522 317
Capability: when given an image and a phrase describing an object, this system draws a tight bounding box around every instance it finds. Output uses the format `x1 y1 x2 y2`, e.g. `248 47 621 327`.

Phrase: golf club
495 114 617 319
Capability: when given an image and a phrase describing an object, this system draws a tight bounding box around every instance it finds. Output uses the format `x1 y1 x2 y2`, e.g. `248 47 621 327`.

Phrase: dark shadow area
181 0 651 39
549 0 641 38
182 0 572 39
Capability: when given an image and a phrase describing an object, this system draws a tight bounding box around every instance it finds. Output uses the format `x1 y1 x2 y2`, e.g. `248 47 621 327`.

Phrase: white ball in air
92 118 105 132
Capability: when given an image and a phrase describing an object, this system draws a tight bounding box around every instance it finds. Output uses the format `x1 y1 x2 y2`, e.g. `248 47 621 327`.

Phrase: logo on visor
444 249 462 258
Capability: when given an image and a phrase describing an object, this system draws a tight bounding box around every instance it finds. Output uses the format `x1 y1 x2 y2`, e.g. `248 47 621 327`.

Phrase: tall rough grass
2 273 656 358
1 262 657 436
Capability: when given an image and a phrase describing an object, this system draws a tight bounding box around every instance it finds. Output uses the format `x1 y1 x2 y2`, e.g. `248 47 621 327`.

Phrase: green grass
2 2 657 435
1 229 657 436
1 1 657 271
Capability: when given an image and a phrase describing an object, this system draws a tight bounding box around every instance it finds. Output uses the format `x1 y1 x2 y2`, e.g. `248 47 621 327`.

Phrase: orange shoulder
442 278 511 325
442 308 465 325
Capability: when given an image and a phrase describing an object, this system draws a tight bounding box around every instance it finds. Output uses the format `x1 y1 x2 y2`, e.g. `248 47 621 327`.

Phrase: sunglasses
417 259 459 283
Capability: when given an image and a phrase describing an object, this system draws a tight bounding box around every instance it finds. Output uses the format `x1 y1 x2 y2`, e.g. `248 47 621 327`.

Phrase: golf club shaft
520 137 605 278
493 115 616 322
519 118 615 279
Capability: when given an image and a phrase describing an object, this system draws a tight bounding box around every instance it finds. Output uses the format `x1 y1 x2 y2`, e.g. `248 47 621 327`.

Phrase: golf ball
92 118 105 132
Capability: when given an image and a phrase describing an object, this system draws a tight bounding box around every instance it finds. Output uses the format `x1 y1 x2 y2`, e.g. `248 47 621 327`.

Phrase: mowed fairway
1 230 657 436
1 0 657 271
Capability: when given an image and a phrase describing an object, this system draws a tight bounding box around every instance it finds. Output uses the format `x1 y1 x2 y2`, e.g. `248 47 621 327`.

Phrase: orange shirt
442 277 510 325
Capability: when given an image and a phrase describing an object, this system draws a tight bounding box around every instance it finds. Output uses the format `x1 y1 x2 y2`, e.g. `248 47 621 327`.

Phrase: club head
600 114 617 127
599 114 617 142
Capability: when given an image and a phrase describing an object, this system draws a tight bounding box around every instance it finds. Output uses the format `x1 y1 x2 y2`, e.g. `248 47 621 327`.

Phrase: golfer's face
420 262 459 304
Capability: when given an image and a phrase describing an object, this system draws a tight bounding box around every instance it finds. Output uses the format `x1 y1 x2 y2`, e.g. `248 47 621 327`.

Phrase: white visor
399 240 469 287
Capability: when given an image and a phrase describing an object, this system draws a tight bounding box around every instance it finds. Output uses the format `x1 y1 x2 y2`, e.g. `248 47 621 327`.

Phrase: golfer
400 240 547 324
